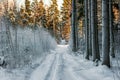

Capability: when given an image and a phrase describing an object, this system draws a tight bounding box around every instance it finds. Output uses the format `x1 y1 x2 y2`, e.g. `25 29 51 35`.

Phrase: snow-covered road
29 45 118 80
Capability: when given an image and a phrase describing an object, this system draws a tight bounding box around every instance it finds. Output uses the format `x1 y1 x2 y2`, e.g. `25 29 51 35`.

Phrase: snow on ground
0 25 57 68
30 45 119 80
0 45 119 80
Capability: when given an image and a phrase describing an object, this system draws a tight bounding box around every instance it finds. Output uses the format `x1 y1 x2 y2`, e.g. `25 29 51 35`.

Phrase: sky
16 0 63 10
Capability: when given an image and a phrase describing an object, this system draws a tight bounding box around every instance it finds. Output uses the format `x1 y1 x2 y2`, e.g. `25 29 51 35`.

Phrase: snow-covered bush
0 24 57 68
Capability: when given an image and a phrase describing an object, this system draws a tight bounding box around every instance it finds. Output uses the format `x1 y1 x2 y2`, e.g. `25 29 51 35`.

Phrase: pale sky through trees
16 0 63 10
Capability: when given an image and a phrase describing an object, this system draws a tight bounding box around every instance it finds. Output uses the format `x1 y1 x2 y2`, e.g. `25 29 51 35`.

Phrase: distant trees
47 0 60 40
60 0 71 42
31 0 47 27
1 0 61 42
0 0 58 68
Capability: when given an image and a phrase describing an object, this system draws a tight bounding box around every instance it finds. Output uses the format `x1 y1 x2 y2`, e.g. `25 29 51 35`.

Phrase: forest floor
1 45 119 80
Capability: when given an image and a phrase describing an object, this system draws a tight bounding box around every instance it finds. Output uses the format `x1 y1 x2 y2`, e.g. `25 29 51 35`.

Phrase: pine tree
47 0 60 41
30 0 47 27
25 0 31 12
19 6 28 26
24 0 33 26
37 0 47 27
61 0 71 42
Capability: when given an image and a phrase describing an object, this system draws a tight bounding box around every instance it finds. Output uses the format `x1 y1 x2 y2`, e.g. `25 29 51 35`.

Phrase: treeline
71 0 120 68
0 0 73 43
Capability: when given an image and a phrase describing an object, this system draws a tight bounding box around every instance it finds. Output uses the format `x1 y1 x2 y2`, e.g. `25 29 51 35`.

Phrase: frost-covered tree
60 0 71 42
31 0 47 27
47 0 60 41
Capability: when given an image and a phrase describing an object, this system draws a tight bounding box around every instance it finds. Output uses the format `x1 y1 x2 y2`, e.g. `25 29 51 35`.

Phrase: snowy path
29 45 118 80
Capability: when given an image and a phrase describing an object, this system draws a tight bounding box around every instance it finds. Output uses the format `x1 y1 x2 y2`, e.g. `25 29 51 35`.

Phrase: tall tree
102 0 110 67
25 0 31 12
88 0 92 56
38 0 47 28
48 0 60 41
61 0 71 42
91 0 100 61
84 0 89 59
31 0 46 27
95 0 100 60
71 0 78 52
109 0 115 58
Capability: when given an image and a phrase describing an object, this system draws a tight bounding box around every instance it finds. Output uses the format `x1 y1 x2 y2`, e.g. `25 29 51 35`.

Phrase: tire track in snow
57 53 64 80
40 45 86 80
29 53 57 80
44 53 62 80
25 54 49 80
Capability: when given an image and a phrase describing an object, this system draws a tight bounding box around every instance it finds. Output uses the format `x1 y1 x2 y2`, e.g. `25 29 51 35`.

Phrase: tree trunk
95 0 100 60
109 0 115 58
85 0 89 59
91 0 100 61
14 25 17 55
71 0 78 52
88 0 92 56
102 0 110 68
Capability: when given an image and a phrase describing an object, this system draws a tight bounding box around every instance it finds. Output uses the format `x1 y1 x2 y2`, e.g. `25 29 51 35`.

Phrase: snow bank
0 68 27 80
0 24 57 68
0 45 119 80
0 69 10 80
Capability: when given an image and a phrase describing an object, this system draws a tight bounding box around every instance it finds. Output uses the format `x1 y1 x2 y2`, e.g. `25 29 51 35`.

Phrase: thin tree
91 0 100 61
71 0 78 52
95 0 100 60
102 0 110 67
84 0 89 59
109 0 115 58
88 0 92 56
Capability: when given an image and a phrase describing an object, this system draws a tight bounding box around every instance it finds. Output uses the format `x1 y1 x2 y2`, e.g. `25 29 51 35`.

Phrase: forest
0 0 120 80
